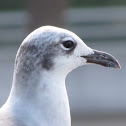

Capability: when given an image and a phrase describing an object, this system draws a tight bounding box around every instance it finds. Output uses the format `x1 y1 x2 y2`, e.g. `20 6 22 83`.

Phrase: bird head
16 26 120 77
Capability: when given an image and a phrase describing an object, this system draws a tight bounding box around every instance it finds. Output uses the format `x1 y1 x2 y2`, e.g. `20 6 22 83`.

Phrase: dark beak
82 50 121 69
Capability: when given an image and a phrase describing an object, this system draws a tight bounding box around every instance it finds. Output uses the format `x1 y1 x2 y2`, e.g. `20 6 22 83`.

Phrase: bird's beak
81 50 121 69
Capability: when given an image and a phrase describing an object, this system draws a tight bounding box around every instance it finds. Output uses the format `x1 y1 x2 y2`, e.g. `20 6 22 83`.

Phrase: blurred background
0 0 126 125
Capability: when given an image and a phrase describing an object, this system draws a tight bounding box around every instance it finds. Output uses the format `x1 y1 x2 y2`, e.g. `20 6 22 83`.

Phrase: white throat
36 71 71 126
3 69 71 126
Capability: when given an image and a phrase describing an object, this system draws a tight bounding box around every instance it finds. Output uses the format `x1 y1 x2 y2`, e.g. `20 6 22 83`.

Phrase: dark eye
62 41 74 49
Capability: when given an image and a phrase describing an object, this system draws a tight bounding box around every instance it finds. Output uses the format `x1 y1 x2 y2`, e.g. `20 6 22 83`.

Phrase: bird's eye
62 40 74 49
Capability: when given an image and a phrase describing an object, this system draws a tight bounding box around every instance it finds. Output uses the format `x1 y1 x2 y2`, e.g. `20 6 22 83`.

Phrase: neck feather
5 69 71 126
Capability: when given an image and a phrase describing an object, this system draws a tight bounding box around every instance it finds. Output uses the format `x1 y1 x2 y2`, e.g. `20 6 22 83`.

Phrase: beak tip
116 61 121 70
108 59 121 70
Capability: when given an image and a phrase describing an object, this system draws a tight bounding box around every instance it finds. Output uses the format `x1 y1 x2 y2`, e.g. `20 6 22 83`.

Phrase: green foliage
70 0 126 7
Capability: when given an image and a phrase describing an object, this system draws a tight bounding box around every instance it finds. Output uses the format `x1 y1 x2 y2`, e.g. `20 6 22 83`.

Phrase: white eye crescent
60 37 75 51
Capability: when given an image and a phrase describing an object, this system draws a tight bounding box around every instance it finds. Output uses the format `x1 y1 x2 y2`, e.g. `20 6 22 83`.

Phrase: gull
0 26 120 126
